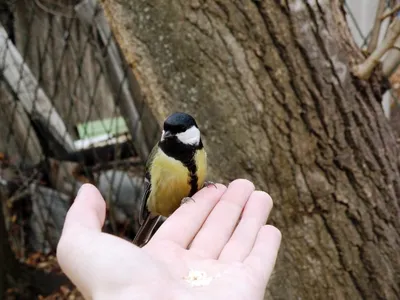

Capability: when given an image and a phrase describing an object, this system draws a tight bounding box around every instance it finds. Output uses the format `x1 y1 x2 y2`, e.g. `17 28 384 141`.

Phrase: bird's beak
162 130 173 140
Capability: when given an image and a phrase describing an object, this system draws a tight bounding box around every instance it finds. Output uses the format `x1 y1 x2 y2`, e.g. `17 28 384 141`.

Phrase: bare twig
381 3 400 20
367 0 386 54
353 18 400 80
7 170 40 205
7 190 31 205
382 36 400 77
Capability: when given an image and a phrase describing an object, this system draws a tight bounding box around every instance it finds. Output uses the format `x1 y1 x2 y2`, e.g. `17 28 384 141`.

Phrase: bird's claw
204 181 217 189
181 196 195 205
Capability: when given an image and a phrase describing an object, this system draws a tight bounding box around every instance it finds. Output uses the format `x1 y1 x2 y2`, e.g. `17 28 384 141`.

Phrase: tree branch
353 18 400 80
382 35 400 77
367 0 386 54
381 3 400 21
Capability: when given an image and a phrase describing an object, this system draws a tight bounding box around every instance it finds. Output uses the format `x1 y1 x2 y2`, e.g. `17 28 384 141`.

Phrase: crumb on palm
183 269 214 287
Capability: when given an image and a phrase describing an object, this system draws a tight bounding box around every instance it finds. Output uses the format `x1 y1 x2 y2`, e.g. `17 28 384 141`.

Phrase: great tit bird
133 112 209 247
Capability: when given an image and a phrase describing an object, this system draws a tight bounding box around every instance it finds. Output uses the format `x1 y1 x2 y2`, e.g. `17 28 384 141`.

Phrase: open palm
57 179 281 300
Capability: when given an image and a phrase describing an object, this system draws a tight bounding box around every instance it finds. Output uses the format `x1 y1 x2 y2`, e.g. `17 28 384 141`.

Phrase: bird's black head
159 112 203 162
163 112 198 134
161 112 201 147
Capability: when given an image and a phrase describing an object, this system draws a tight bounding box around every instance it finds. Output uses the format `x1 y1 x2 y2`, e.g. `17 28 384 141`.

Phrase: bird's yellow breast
147 148 207 217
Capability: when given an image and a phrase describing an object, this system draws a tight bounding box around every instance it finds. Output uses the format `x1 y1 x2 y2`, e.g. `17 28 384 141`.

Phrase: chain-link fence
0 1 160 298
1 0 399 299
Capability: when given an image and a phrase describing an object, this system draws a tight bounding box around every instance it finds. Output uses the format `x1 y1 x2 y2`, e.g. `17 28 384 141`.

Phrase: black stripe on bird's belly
187 163 198 197
159 138 203 197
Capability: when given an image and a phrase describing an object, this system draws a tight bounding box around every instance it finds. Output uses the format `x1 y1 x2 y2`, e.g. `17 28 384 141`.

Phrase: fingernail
76 184 85 197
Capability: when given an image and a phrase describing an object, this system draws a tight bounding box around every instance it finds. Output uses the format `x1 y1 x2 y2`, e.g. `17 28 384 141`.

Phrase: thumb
56 184 106 298
62 183 106 233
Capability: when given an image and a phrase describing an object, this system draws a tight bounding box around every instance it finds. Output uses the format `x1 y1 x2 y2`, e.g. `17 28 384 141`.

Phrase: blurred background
0 0 160 298
0 0 399 299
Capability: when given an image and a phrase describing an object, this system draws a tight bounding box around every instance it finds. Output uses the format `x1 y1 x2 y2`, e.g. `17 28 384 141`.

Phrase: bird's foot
181 196 195 205
204 181 217 189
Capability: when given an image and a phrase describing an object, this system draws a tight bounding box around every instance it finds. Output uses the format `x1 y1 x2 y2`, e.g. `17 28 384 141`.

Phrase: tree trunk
100 1 400 299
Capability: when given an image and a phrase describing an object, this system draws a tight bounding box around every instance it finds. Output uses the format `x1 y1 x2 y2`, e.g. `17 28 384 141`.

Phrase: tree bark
100 1 400 299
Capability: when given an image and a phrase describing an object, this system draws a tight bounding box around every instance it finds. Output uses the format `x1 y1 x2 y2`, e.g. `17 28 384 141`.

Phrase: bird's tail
133 214 161 247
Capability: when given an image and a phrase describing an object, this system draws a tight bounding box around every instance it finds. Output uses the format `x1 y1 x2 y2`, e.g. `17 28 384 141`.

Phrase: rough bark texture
101 1 400 299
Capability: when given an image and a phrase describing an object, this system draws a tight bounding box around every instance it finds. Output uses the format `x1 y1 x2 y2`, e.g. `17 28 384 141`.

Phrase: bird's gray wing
138 143 158 225
138 175 151 225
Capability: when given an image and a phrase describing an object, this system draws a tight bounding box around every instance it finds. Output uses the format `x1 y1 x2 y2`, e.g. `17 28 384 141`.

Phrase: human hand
57 179 281 300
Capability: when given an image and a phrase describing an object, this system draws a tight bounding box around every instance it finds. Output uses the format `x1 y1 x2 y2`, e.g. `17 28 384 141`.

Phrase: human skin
56 179 281 300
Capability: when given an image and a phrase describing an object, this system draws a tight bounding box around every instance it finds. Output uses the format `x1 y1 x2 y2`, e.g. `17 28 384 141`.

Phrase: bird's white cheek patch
161 130 166 141
177 126 200 145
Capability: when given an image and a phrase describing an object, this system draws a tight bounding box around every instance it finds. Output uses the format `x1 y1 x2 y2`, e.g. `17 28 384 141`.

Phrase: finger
218 191 273 262
244 225 282 285
62 183 106 233
189 179 255 259
149 183 227 248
